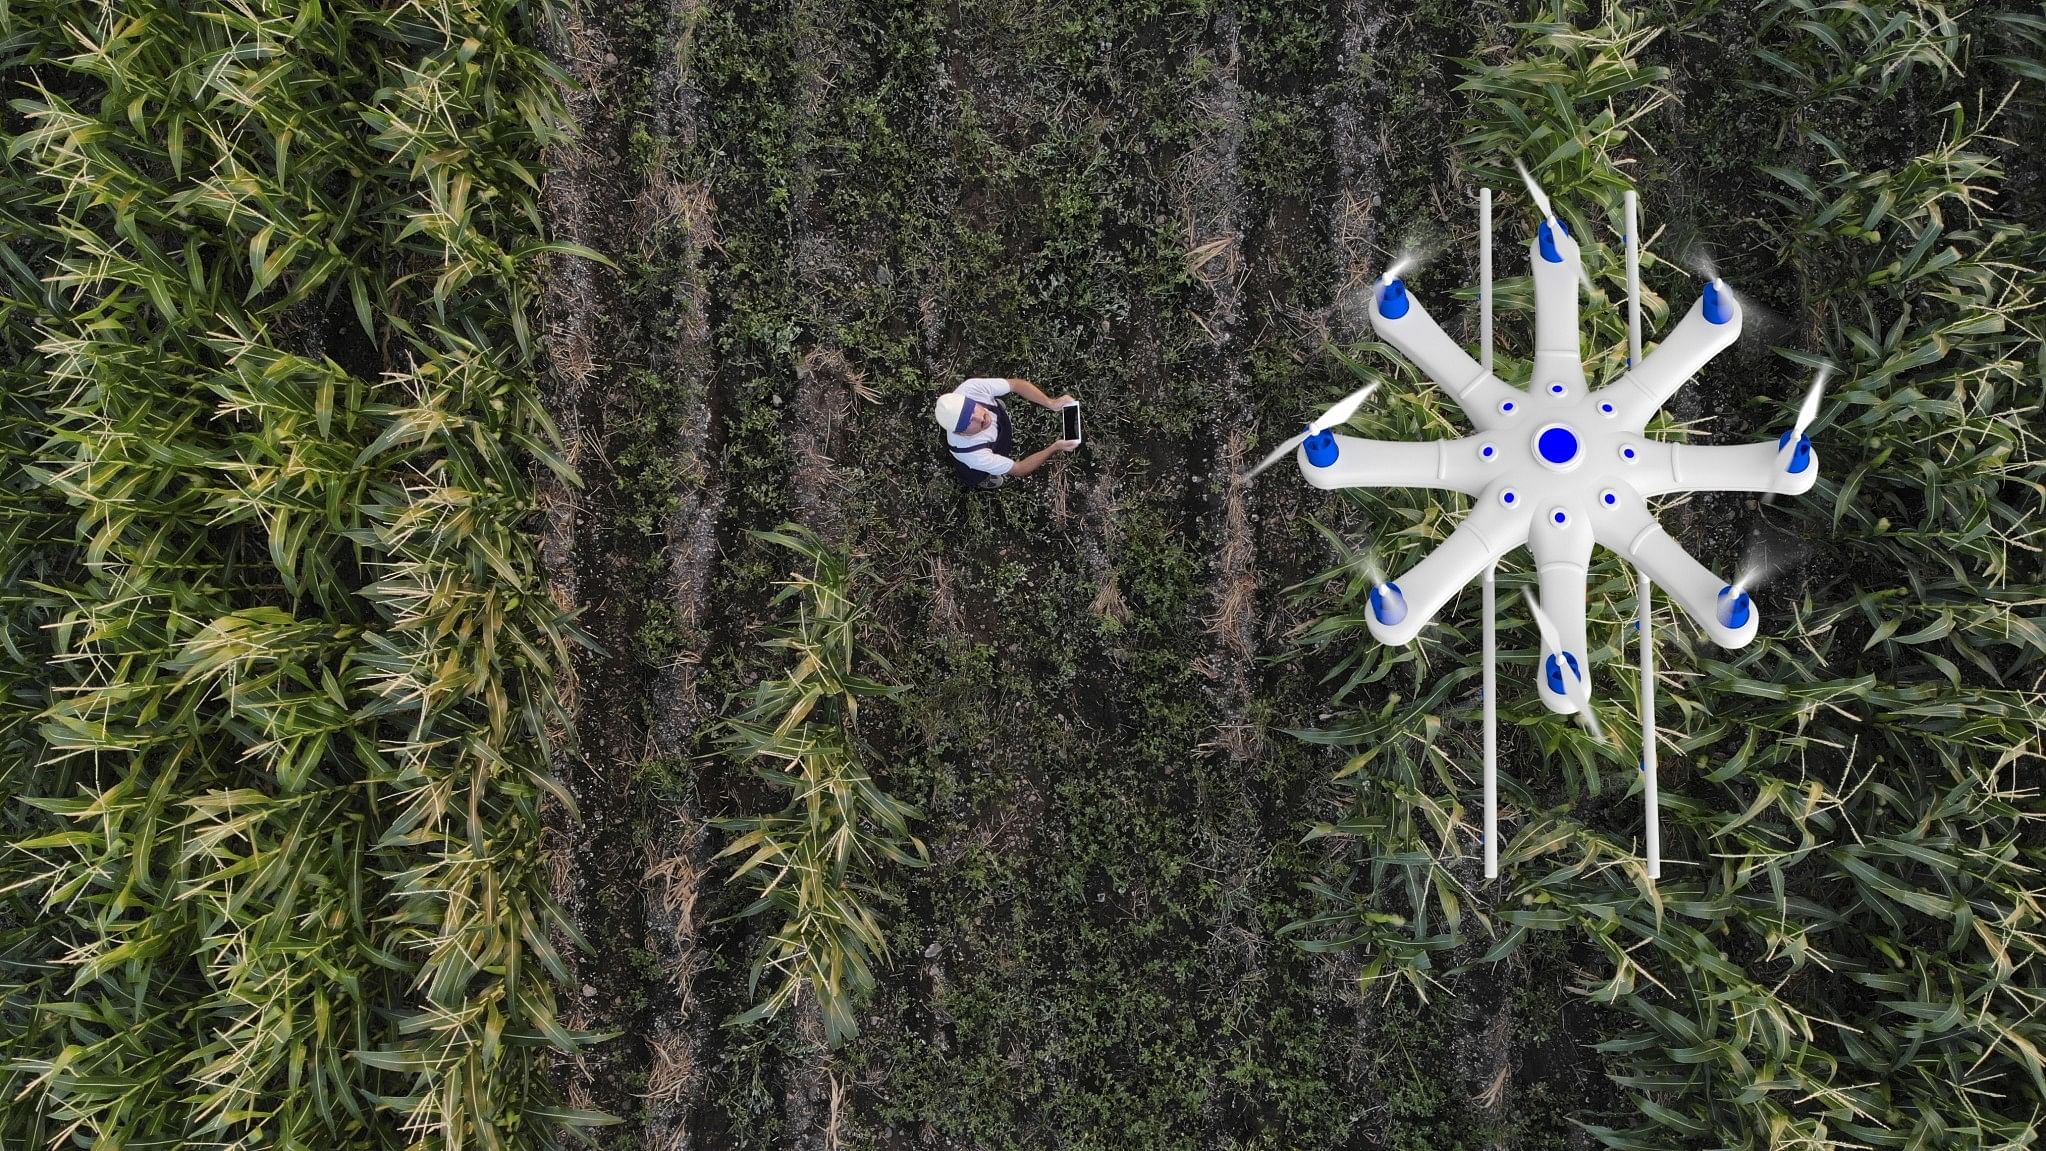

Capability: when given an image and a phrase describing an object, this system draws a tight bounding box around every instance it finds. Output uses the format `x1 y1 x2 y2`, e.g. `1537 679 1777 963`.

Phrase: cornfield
0 2 606 1147
1293 1 2046 1146
3 0 2041 1146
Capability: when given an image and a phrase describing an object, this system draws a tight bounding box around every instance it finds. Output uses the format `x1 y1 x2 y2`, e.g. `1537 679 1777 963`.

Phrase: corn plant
1749 0 1968 107
715 525 928 1049
0 3 608 1148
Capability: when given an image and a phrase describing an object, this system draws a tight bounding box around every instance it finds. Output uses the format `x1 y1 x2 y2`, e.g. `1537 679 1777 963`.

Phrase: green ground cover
1 1 2039 1149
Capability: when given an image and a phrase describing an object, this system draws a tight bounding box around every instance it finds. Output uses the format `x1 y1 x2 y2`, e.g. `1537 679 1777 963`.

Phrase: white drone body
1297 219 1816 712
1284 191 1821 881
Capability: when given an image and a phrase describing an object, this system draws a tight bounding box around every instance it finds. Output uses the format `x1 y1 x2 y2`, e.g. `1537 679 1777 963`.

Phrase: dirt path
539 3 721 1149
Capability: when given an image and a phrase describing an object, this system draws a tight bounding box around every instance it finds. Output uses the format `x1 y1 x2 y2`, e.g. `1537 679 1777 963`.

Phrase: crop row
0 4 600 1148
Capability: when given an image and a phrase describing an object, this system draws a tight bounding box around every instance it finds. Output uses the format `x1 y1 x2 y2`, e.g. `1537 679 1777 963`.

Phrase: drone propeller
1768 365 1829 498
1243 381 1381 481
1514 157 1557 227
1524 589 1606 743
1514 158 1595 295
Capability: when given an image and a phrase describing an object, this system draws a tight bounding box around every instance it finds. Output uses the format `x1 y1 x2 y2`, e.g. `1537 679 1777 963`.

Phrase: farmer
933 376 1079 489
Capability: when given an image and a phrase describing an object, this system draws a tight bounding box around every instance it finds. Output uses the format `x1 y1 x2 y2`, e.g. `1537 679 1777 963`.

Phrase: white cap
934 392 967 432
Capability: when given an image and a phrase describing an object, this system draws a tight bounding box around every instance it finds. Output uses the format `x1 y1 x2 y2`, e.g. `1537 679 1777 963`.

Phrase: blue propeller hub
1303 426 1339 467
1378 277 1410 319
1544 651 1582 695
1717 585 1752 628
1370 582 1407 626
1776 429 1812 473
1538 217 1573 263
1703 279 1734 325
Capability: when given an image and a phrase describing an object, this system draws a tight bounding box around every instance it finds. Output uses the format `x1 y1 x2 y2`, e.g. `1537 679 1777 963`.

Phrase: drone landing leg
1639 569 1660 879
1483 561 1498 880
1626 191 1662 882
1480 188 1497 881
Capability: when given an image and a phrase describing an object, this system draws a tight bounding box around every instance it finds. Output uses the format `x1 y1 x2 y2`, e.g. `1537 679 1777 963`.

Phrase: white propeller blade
1524 590 1605 742
1769 366 1829 495
1244 431 1310 480
1515 158 1594 294
1792 367 1828 436
1243 382 1379 481
1310 381 1379 434
1514 157 1556 224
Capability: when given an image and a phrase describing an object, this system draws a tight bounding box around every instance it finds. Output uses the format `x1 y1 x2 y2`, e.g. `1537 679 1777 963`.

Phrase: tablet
1062 403 1082 443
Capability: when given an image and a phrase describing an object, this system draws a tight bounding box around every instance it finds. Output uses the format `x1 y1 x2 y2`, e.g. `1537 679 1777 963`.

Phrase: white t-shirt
944 377 1015 475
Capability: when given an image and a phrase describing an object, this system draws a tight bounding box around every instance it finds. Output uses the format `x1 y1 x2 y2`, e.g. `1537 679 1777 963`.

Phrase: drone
1254 179 1822 881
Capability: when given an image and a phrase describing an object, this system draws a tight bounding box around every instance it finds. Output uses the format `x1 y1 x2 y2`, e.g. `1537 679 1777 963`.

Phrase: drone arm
1530 230 1586 388
1593 498 1758 648
1598 291 1743 425
1368 496 1531 646
1297 435 1490 496
1634 441 1821 498
1526 502 1594 715
1370 289 1524 430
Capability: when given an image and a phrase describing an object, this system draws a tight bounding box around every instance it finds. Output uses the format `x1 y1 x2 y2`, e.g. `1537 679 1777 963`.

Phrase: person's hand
1051 394 1078 408
1053 438 1081 453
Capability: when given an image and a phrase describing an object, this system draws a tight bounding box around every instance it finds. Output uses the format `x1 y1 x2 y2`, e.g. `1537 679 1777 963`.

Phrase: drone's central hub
1533 424 1581 470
